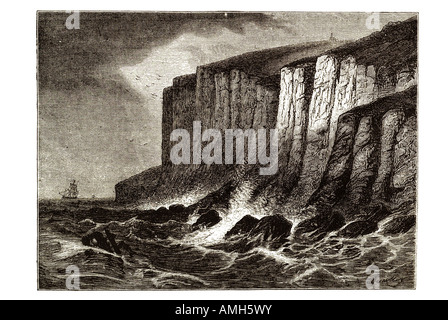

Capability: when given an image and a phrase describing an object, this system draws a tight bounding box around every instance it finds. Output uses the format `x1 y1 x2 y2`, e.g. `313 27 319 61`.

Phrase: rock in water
82 231 114 253
197 207 210 215
105 229 121 254
248 214 292 241
82 229 134 256
382 215 416 235
192 210 221 230
136 205 192 223
339 220 378 238
225 215 260 239
360 202 392 223
294 212 345 241
169 204 189 214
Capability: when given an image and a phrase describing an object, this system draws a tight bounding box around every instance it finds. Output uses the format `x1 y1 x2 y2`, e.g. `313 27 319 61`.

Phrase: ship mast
60 180 79 198
69 180 78 198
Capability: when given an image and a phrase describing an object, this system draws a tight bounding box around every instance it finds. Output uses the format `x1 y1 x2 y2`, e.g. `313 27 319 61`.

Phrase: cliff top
200 40 347 80
287 16 417 70
172 73 197 87
164 16 417 90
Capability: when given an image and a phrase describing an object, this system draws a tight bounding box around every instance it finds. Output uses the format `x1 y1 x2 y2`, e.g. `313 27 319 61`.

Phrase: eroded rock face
196 67 216 130
307 113 358 211
372 109 406 200
277 67 296 172
297 55 339 205
355 65 376 106
243 76 259 129
162 74 196 166
396 66 418 92
374 66 396 99
346 116 377 205
118 18 418 223
230 69 242 129
307 55 339 133
391 116 417 209
329 56 358 149
276 64 314 190
228 69 267 131
303 87 416 222
214 72 231 130
162 87 174 166
287 66 314 174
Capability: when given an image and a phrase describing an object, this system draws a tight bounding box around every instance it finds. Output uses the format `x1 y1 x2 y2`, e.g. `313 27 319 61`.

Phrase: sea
38 199 415 290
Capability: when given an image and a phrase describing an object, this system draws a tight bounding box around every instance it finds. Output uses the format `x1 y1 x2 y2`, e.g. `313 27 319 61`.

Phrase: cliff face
276 64 315 190
307 87 416 214
161 74 196 166
116 40 344 203
116 17 417 219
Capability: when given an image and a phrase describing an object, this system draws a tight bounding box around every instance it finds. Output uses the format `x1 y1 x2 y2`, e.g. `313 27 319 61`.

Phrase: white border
1 0 447 300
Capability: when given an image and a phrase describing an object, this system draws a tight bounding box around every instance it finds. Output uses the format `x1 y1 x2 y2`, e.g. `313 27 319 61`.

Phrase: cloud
38 12 278 90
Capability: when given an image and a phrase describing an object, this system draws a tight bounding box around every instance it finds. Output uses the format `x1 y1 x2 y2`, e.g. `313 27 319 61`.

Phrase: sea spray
39 199 415 289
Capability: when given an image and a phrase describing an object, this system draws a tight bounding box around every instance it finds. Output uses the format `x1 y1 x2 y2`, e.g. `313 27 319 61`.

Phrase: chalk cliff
116 17 417 223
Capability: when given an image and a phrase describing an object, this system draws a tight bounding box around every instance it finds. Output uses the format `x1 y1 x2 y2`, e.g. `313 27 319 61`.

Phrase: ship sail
60 180 79 199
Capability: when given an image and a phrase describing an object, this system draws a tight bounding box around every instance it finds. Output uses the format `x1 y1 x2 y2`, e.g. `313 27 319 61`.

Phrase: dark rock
248 214 292 241
382 215 416 235
343 202 392 222
307 112 358 212
81 229 126 255
197 207 210 215
339 220 378 238
169 204 189 214
209 215 292 253
192 210 221 230
175 204 196 215
136 205 191 223
104 229 121 254
225 215 260 239
117 241 133 256
361 202 392 223
156 206 170 215
294 212 345 241
82 231 114 253
193 182 235 210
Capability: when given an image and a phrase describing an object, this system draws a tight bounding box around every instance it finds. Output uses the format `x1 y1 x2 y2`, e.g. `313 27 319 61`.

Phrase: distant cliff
116 17 417 220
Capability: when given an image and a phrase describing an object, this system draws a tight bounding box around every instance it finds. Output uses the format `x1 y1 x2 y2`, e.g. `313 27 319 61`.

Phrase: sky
37 11 416 199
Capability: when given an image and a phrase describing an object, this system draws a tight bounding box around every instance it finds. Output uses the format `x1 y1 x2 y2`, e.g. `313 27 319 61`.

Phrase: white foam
184 206 264 245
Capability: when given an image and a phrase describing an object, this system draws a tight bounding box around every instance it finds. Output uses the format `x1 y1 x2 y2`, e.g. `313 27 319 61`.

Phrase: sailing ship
60 180 79 199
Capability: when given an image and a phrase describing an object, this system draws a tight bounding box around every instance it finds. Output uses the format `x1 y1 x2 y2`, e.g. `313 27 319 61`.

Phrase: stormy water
38 199 415 290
